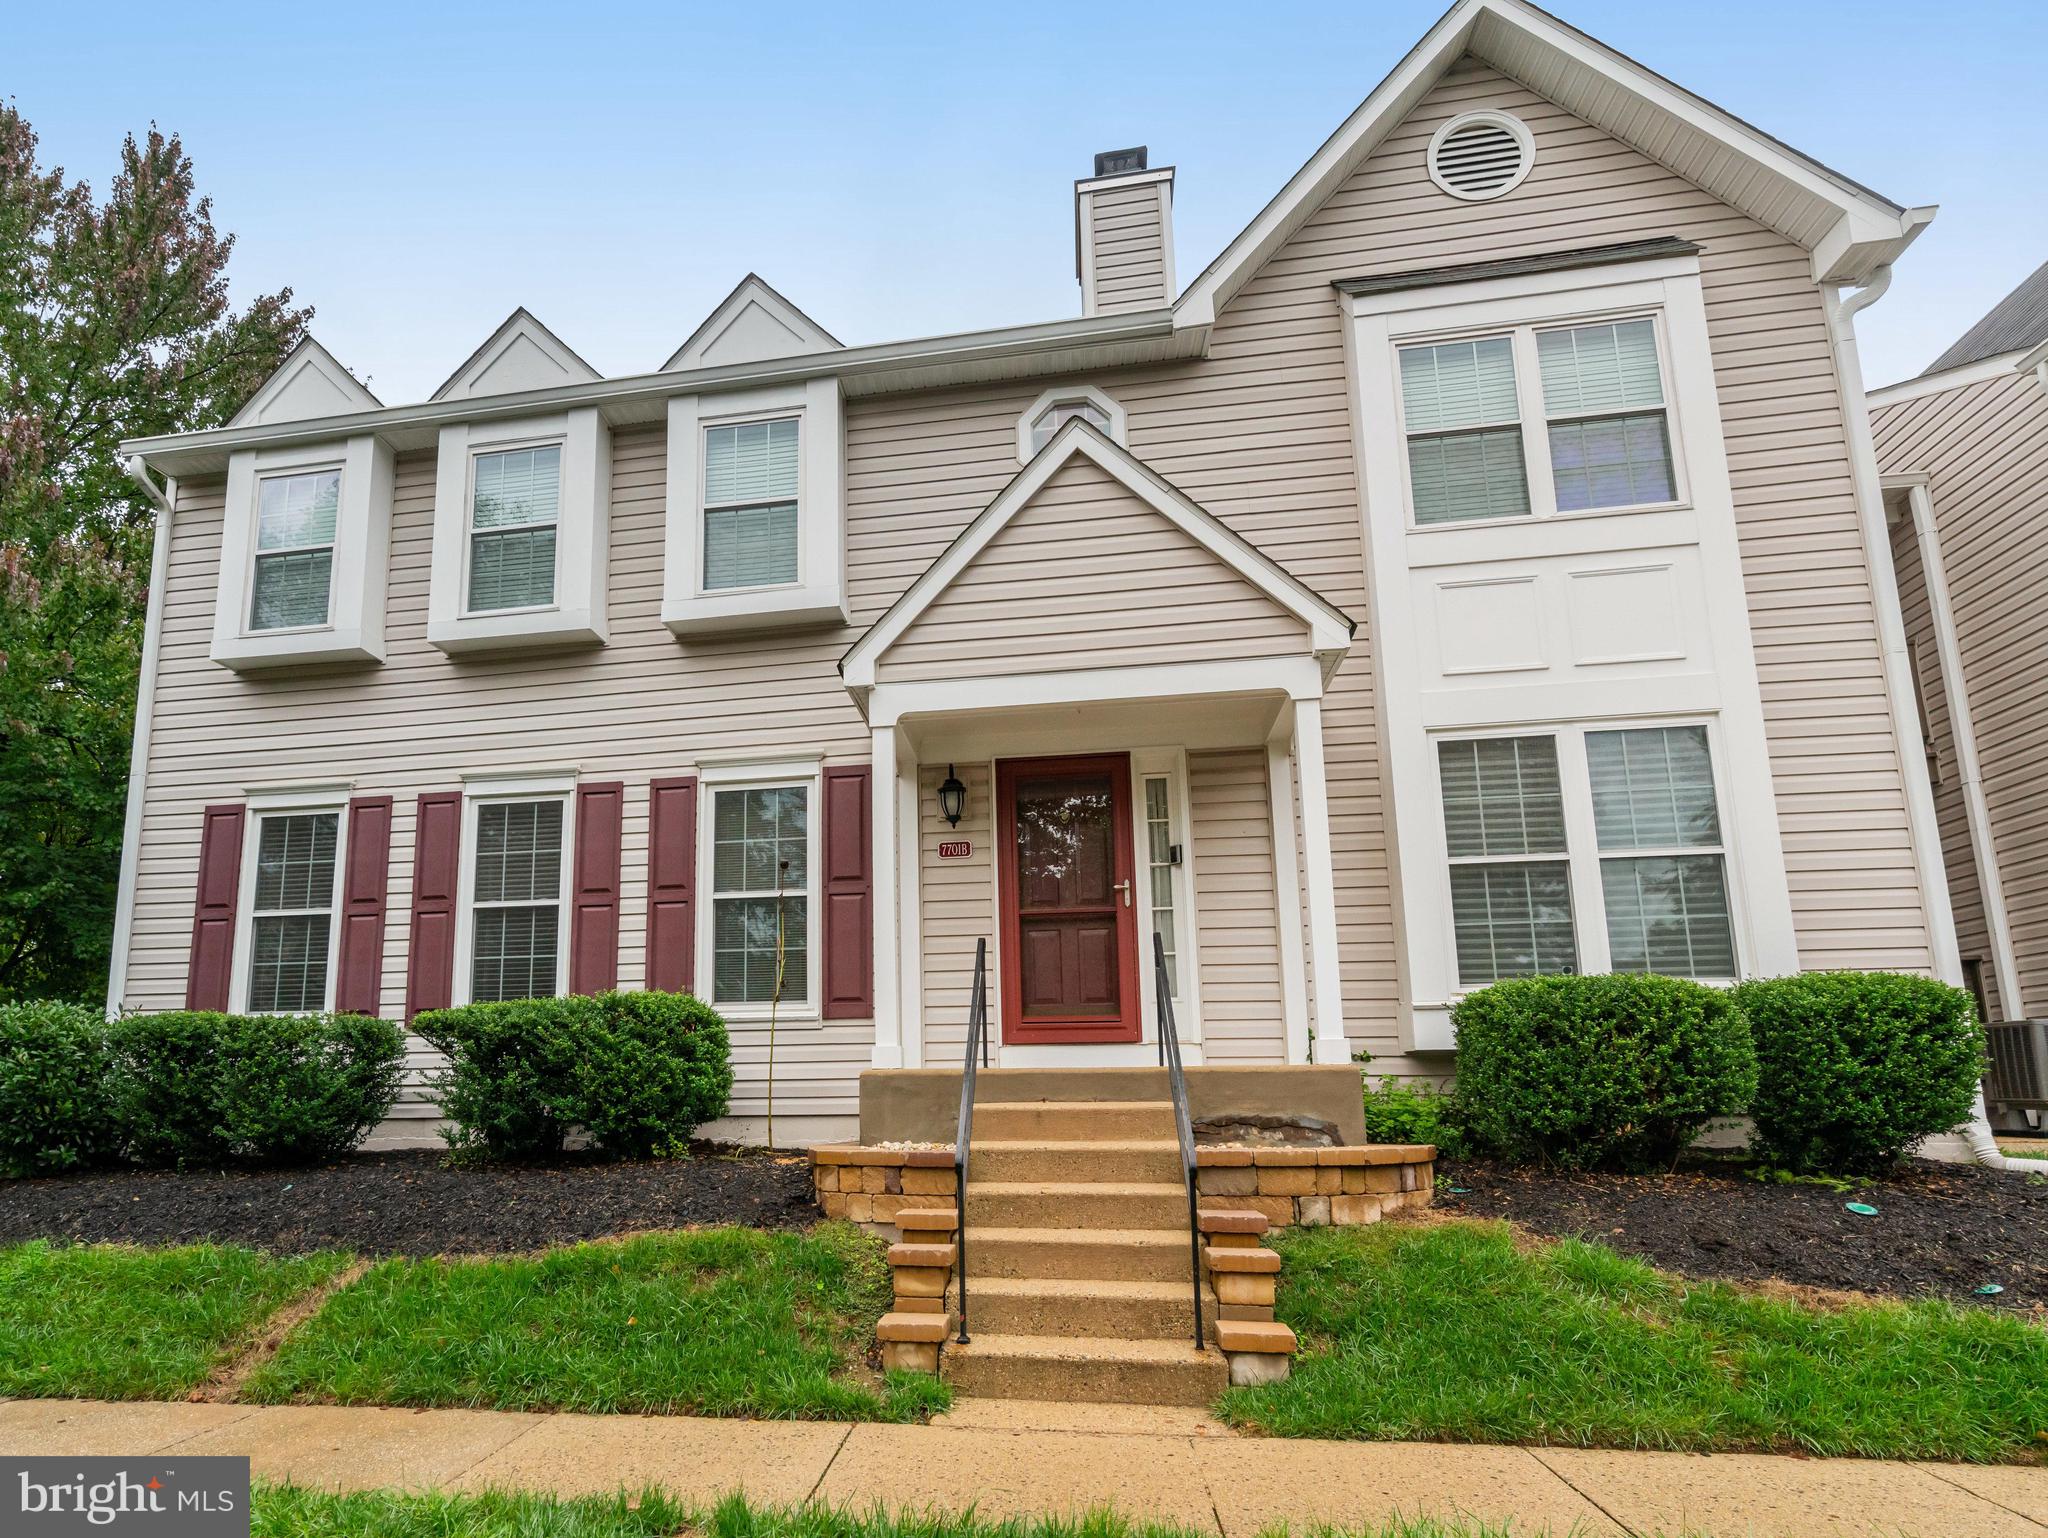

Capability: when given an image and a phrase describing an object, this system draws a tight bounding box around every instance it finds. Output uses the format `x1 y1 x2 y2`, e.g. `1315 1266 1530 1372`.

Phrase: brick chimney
1075 147 1176 316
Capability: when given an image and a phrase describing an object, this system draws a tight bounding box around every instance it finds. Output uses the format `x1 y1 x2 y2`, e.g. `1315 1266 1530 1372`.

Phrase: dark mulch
0 1146 819 1258
1436 1153 2048 1309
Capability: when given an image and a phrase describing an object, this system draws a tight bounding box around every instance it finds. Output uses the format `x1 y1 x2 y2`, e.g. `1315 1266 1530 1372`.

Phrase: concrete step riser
969 1144 1185 1183
967 1189 1188 1229
973 1104 1176 1141
967 1236 1191 1283
969 1289 1203 1340
944 1350 1226 1407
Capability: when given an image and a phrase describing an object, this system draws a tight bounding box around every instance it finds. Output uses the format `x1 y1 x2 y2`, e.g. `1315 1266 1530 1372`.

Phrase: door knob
1114 878 1133 907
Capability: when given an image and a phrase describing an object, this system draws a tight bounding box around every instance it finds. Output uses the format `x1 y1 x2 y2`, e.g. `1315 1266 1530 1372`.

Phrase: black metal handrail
1154 931 1206 1351
952 937 989 1345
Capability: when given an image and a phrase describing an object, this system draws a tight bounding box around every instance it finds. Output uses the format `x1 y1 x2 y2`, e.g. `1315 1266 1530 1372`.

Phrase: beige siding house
115 0 1958 1146
1871 262 2048 1120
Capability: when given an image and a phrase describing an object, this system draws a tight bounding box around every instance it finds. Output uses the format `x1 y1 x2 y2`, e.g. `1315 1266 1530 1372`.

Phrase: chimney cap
1092 146 1149 177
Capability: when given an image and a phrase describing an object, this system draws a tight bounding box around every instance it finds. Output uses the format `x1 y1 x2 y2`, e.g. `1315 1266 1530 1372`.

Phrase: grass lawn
1220 1219 2048 1461
0 1240 352 1400
250 1487 1573 1538
245 1222 946 1421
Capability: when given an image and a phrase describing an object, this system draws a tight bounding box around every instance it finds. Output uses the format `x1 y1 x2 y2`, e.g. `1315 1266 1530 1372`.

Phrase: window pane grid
252 548 335 630
1549 412 1674 512
468 446 560 613
704 419 800 591
1587 727 1720 850
468 526 558 611
1601 855 1735 977
1144 776 1178 997
705 419 799 507
469 800 564 1005
711 785 810 1005
1029 400 1111 454
252 470 339 630
1439 736 1566 858
1585 726 1736 979
704 502 799 590
245 812 338 1013
472 445 562 530
257 471 340 551
1537 320 1665 416
1450 861 1577 985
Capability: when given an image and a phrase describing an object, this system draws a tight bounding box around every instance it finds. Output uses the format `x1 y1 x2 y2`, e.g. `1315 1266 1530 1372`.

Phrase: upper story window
703 418 800 591
1396 314 1682 527
250 469 341 631
468 444 562 613
1016 384 1127 463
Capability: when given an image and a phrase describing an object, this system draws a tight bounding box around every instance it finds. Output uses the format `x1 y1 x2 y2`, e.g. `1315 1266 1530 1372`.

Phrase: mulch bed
1436 1154 2048 1310
0 1146 818 1258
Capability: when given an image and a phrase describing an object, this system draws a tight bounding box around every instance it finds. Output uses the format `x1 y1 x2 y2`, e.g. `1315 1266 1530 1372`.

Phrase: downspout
1823 271 2022 1171
104 456 175 1020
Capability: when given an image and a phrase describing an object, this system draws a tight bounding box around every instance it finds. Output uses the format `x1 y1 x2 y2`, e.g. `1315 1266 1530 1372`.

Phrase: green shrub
107 1011 405 1167
416 990 731 1162
1735 971 1984 1174
1360 1074 1465 1157
1451 973 1756 1171
0 1001 123 1177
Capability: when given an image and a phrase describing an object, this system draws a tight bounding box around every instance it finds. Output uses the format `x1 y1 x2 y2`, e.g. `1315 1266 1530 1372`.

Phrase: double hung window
468 445 561 612
703 419 800 591
251 470 341 630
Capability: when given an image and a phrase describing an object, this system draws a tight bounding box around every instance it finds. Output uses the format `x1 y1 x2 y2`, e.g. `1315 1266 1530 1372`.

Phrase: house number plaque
938 841 971 860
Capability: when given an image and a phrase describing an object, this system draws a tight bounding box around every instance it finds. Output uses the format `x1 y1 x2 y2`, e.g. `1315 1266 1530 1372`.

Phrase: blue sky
11 1 2045 400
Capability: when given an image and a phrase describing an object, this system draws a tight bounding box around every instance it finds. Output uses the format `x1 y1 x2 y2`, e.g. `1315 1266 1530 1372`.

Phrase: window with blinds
1399 336 1531 525
245 811 339 1011
703 418 800 591
468 445 561 612
1537 319 1675 511
250 470 340 630
1437 736 1576 984
1587 725 1735 977
710 783 809 1004
469 799 564 1003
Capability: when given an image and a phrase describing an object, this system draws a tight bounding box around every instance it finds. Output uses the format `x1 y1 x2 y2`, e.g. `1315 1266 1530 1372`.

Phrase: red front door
997 754 1142 1044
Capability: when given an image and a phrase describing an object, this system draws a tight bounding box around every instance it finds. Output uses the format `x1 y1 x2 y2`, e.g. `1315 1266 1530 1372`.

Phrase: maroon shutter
405 792 463 1020
185 804 246 1010
334 795 394 1016
569 781 625 994
646 776 698 993
822 764 873 1019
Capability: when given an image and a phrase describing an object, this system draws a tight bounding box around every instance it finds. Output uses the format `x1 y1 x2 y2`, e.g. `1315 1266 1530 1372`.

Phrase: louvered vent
1428 112 1533 201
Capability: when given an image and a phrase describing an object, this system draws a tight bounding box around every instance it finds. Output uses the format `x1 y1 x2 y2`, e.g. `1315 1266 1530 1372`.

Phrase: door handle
1114 879 1133 908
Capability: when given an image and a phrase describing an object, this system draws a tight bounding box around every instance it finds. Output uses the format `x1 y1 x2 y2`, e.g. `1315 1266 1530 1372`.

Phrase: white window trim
1016 384 1128 463
1392 305 1691 532
695 757 825 1024
1429 717 1748 993
212 435 393 671
1130 748 1201 1047
452 775 577 1008
1427 109 1536 202
663 379 846 635
460 433 567 620
429 409 609 654
229 793 351 1016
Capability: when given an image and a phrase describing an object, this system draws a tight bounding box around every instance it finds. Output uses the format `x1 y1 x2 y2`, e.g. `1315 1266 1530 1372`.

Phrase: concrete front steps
943 1332 1225 1407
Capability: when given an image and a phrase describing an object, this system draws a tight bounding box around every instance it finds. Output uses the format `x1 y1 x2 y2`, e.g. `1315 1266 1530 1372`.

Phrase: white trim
1426 109 1535 202
228 336 380 428
694 760 825 1026
430 309 601 402
694 751 827 780
871 727 903 1067
1292 698 1351 1064
1016 384 1128 463
229 796 351 1017
244 780 356 807
457 768 580 795
453 784 576 1010
1867 349 2033 410
664 275 842 372
106 472 176 1018
1264 731 1312 1064
895 745 923 1067
867 657 1327 730
1131 747 1201 1048
1075 167 1177 196
1894 480 2025 1017
842 420 1353 692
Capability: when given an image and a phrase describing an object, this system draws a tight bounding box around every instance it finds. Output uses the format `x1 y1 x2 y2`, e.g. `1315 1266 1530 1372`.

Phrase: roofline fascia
124 307 1183 467
1867 347 2034 411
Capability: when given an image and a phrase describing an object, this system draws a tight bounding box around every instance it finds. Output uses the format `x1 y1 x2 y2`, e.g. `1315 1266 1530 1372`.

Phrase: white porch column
1265 735 1312 1064
897 749 924 1066
1293 697 1353 1064
869 725 902 1067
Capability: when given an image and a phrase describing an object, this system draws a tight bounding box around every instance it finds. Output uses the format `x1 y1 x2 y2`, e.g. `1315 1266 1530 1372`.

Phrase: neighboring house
1871 262 2048 1123
112 0 1955 1147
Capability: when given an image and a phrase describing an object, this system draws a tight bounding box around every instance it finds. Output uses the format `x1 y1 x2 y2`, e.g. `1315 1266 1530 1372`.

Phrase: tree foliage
0 105 309 1000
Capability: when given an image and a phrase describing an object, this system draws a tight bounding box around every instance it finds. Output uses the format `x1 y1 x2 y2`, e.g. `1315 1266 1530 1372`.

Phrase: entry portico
841 419 1356 1071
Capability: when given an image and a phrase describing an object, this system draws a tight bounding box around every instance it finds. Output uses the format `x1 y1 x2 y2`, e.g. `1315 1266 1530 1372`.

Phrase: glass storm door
996 754 1142 1044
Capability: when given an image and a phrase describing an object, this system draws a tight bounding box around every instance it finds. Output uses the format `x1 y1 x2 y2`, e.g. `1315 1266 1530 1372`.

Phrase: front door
996 754 1142 1044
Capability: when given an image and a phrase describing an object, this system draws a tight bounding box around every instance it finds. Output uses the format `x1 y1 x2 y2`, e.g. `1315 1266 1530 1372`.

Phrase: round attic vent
1427 111 1534 201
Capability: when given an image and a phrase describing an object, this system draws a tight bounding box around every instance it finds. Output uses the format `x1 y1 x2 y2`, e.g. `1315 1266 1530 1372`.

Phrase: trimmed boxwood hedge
1450 972 1756 1171
1735 970 1984 1174
0 1000 123 1177
416 989 732 1162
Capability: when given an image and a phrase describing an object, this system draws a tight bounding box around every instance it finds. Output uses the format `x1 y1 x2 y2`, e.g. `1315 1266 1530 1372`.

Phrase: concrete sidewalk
4 1397 2046 1538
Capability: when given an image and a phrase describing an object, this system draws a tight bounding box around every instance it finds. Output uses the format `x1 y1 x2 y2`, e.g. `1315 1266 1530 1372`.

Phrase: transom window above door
1398 315 1681 527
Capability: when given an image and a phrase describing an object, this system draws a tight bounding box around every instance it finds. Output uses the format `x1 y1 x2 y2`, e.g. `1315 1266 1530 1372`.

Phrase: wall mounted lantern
937 765 966 827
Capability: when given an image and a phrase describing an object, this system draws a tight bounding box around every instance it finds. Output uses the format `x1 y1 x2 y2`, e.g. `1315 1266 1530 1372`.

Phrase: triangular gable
663 274 841 371
1176 0 1931 325
430 308 601 401
228 337 381 427
841 421 1352 691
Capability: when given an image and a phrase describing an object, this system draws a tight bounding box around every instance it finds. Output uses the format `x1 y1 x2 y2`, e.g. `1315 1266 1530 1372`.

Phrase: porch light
937 765 966 827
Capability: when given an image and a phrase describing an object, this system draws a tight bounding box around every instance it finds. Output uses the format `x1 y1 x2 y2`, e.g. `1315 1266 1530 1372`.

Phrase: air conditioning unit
1984 1020 2048 1111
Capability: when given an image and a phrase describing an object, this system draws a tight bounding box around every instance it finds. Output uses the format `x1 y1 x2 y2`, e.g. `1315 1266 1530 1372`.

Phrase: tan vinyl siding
1874 367 2048 1017
1188 749 1287 1062
1088 180 1170 313
917 760 996 1063
877 456 1308 682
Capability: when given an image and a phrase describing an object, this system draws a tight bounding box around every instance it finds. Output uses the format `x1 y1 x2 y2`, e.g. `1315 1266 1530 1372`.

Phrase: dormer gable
662 275 841 371
430 308 601 402
228 337 381 428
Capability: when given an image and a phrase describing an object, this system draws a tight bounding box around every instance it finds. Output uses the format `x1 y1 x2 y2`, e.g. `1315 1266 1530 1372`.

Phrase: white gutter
1823 271 2023 1172
104 457 175 1020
